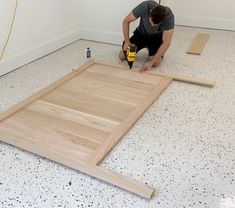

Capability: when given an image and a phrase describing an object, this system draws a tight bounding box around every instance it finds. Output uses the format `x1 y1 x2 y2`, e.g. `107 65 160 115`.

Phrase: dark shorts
125 29 163 57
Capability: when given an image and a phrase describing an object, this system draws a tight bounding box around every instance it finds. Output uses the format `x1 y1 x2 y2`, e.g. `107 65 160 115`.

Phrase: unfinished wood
0 61 95 122
88 64 163 85
1 61 168 198
80 70 155 91
41 88 136 123
61 75 150 105
91 77 172 165
23 105 109 145
28 100 119 133
0 60 215 198
0 129 154 199
94 60 215 87
147 71 215 87
0 116 95 161
187 33 209 55
0 132 94 162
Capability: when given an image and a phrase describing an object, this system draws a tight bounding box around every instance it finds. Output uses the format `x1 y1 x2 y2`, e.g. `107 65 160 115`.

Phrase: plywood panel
61 75 149 105
0 114 94 161
41 88 136 123
81 70 155 91
87 64 163 85
187 33 209 55
91 77 172 165
23 105 109 145
0 60 173 199
0 61 95 122
28 100 119 133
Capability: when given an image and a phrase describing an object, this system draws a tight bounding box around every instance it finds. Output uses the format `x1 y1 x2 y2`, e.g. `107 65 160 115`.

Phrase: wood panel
61 75 149 105
0 61 95 122
87 64 163 85
187 33 209 55
41 88 136 123
91 77 172 165
0 61 173 199
28 100 119 133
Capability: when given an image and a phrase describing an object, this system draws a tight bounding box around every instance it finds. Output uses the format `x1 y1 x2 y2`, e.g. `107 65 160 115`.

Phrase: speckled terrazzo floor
0 26 235 208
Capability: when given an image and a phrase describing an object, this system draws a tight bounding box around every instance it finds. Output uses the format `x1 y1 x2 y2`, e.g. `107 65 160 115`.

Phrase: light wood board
187 33 209 55
94 60 216 87
0 60 173 199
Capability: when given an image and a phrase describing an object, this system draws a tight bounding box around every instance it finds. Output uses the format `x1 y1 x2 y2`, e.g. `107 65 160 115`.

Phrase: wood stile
93 60 215 87
147 71 215 87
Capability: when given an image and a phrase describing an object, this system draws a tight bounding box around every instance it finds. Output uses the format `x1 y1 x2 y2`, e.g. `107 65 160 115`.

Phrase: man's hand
140 57 163 72
123 40 131 51
140 60 153 72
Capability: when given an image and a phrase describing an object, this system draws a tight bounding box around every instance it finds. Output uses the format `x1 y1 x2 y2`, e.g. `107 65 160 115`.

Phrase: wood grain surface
0 61 173 199
187 33 209 55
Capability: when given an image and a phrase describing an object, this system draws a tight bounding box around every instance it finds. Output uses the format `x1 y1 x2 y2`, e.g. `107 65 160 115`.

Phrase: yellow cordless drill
124 44 137 69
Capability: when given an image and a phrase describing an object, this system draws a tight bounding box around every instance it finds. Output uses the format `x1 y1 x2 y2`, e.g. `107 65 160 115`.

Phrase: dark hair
150 5 166 24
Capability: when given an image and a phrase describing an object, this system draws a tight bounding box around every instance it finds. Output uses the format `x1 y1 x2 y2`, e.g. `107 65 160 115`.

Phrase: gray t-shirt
132 0 174 37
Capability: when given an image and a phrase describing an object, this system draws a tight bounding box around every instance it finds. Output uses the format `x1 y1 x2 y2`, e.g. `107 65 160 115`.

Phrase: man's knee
119 50 126 61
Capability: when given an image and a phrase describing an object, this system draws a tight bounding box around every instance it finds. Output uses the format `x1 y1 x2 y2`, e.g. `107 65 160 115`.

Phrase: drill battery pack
123 44 137 69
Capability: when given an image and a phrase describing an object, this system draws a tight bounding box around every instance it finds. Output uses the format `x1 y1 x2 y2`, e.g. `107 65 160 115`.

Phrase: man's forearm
123 21 130 43
152 42 170 63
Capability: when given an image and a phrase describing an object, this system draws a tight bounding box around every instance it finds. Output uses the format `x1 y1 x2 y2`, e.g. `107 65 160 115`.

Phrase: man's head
149 5 166 26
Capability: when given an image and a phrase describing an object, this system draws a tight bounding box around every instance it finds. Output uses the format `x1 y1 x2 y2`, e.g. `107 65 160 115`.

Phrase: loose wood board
187 33 209 55
0 60 173 199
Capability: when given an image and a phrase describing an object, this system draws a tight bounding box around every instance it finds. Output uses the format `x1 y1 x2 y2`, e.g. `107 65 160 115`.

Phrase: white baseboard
0 30 81 77
176 16 235 31
79 28 123 45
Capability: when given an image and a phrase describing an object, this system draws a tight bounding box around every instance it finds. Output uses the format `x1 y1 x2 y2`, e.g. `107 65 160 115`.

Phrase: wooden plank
87 63 126 75
147 71 215 87
22 106 110 145
187 33 209 55
0 61 95 122
0 116 94 161
90 77 173 165
80 70 155 91
93 60 215 87
93 59 130 70
41 88 136 123
0 129 154 199
88 63 163 85
61 75 149 105
29 100 119 133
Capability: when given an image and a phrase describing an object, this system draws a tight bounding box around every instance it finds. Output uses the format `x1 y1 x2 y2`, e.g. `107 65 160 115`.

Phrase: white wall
78 0 235 45
1 0 234 76
165 0 235 31
0 0 80 76
78 0 143 45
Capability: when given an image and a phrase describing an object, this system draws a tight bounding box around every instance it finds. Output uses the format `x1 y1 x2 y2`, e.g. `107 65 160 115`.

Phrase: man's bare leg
119 50 126 60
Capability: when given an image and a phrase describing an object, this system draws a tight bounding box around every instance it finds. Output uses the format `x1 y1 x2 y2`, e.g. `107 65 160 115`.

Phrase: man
119 0 174 71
